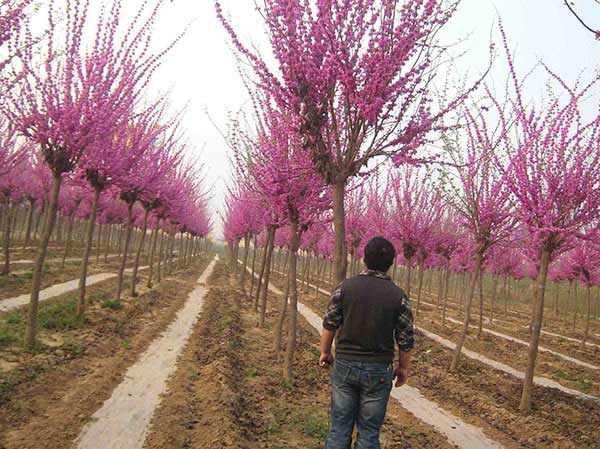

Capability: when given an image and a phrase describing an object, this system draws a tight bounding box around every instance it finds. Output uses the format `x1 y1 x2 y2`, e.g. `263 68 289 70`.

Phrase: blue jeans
325 359 393 449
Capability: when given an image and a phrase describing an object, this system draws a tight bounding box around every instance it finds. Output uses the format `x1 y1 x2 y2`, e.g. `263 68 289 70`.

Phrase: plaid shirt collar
359 269 391 280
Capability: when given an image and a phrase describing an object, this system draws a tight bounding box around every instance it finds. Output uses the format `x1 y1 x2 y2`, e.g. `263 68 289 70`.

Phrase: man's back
332 271 411 363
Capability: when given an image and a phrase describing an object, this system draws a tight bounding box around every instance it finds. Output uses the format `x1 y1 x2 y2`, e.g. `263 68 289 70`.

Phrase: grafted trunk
116 202 134 301
450 251 484 372
477 274 484 338
254 234 271 312
104 224 113 263
240 235 250 290
130 208 150 297
490 275 499 324
520 247 551 413
284 218 300 380
77 187 101 316
147 219 160 288
441 264 451 326
25 173 62 349
332 182 347 285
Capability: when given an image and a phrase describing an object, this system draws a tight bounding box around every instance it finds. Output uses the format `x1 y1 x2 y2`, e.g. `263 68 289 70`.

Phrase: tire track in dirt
74 256 217 449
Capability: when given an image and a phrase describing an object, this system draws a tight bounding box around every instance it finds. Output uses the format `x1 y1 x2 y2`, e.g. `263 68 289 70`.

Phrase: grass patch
39 300 86 331
553 369 577 382
122 339 130 350
302 413 329 439
101 299 123 310
245 367 259 377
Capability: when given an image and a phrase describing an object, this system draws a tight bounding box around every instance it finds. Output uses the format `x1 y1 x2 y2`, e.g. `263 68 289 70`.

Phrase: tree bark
1 202 14 275
259 226 276 327
147 218 160 289
450 251 484 372
77 187 101 316
240 235 250 290
520 247 551 413
25 173 62 349
332 182 347 285
249 235 257 297
23 199 34 248
61 215 75 268
274 251 291 352
284 218 300 380
130 208 149 297
254 234 270 312
581 285 592 348
116 202 134 301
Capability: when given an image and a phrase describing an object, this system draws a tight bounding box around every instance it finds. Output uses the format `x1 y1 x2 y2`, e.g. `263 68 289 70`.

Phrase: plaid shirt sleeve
322 283 343 331
395 292 414 352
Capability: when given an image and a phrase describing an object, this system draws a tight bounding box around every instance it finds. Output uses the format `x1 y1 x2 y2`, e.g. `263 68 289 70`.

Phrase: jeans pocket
369 369 393 391
332 361 351 386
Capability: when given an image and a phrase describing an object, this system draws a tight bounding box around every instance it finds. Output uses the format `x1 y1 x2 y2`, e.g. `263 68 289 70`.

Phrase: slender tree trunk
332 182 347 285
450 251 484 372
240 235 250 290
61 215 75 268
415 260 425 318
130 208 149 297
147 218 160 289
250 235 257 297
77 187 101 316
25 174 62 349
581 285 592 348
157 229 165 282
284 218 300 380
405 260 413 298
23 199 34 248
260 226 276 327
520 247 551 413
116 202 134 301
254 234 270 312
490 275 499 324
442 265 451 326
477 274 484 338
1 202 14 275
274 251 291 352
571 281 578 332
104 224 112 263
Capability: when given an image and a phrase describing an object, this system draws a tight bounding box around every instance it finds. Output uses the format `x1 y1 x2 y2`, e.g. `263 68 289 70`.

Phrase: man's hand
319 352 334 369
393 366 408 387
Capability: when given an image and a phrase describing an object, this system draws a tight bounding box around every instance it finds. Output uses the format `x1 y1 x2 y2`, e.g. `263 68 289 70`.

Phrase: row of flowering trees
0 1 212 348
217 0 600 413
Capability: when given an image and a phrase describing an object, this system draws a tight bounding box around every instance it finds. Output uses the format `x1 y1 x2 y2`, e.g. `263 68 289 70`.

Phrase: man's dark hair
364 236 396 272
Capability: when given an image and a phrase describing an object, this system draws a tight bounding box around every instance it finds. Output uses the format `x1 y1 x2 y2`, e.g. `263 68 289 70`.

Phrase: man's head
363 236 396 272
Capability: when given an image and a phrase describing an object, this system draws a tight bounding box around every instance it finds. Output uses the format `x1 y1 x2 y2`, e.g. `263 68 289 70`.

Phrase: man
320 236 414 449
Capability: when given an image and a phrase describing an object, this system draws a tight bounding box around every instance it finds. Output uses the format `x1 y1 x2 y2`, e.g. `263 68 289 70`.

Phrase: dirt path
0 255 213 449
281 269 599 402
243 263 505 449
73 256 217 449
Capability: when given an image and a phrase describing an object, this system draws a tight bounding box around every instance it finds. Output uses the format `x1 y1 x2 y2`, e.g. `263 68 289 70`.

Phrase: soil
266 266 600 449
144 261 455 449
0 255 212 449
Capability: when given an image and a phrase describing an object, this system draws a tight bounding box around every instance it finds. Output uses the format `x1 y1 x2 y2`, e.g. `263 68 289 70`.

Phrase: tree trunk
1 202 14 275
415 260 425 318
116 202 134 301
25 173 62 349
477 274 484 338
254 233 270 312
332 181 347 285
157 229 165 282
405 260 413 298
77 187 101 316
450 251 484 372
442 264 451 326
581 285 592 348
130 208 149 297
240 235 250 290
284 218 300 380
259 226 276 327
23 199 34 248
520 247 551 413
147 218 160 289
274 251 291 352
104 224 112 263
249 235 257 297
61 215 75 268
490 275 499 324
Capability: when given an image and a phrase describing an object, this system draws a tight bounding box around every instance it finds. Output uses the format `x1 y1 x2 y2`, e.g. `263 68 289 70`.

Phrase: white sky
39 0 600 239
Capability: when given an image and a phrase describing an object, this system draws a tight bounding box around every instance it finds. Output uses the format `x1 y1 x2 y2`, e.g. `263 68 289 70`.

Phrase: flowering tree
216 0 487 285
498 28 600 410
2 0 178 347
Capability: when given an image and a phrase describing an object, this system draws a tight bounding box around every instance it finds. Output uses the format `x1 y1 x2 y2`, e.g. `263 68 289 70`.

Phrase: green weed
38 301 86 331
302 413 329 439
101 299 123 310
